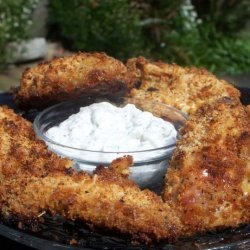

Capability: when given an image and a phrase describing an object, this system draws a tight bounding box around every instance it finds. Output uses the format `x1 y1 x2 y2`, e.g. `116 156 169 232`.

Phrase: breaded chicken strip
127 57 240 114
14 52 135 109
163 98 250 235
0 107 72 178
0 106 182 244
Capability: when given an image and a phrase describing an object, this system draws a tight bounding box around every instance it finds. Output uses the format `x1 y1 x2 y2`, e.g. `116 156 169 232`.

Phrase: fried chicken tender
3 52 250 244
0 107 72 178
127 57 240 114
0 106 182 244
14 52 135 109
163 98 250 235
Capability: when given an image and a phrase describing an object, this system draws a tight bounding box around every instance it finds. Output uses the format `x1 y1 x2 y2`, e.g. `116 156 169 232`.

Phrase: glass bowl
33 98 188 188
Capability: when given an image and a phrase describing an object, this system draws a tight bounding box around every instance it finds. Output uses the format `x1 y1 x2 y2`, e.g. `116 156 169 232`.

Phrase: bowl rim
33 99 188 154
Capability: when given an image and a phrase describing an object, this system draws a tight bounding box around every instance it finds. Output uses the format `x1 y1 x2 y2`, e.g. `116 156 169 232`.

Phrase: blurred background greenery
0 0 39 66
1 0 250 75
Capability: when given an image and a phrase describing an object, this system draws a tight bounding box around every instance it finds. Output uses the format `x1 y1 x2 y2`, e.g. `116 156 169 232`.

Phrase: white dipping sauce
46 102 177 152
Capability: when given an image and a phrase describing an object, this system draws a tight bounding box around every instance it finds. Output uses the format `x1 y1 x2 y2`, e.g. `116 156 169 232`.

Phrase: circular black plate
0 88 249 250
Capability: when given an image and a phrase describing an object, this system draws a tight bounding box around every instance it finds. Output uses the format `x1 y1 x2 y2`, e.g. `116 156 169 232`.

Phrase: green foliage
49 0 144 59
141 0 250 74
0 0 38 67
49 0 250 74
161 24 250 75
156 1 250 75
192 0 250 36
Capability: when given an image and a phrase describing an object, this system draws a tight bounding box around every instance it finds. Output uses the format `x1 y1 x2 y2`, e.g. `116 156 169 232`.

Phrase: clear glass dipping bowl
33 98 188 188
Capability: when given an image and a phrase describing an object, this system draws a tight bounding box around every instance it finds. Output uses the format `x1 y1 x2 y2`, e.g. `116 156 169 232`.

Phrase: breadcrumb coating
163 98 250 234
127 57 240 114
0 106 181 244
2 53 250 244
14 52 135 109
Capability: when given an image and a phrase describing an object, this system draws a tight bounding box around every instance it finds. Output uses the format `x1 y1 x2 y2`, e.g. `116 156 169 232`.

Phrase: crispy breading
3 52 250 244
126 57 240 114
163 98 250 235
0 106 72 178
0 106 182 244
13 52 135 109
109 155 133 177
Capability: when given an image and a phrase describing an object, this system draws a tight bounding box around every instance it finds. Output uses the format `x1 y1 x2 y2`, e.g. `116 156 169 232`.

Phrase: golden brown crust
0 106 72 179
0 173 181 243
3 53 250 243
163 98 250 235
14 52 135 109
126 57 240 115
0 106 182 244
108 155 133 177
